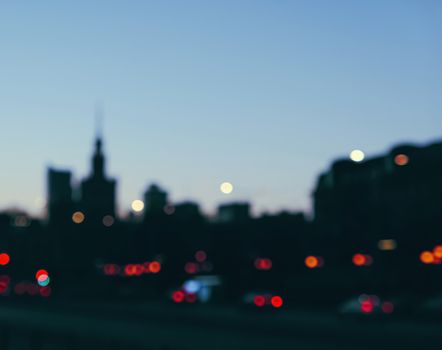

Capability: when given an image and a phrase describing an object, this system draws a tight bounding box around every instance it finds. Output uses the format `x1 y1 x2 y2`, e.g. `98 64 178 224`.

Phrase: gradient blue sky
1 0 441 217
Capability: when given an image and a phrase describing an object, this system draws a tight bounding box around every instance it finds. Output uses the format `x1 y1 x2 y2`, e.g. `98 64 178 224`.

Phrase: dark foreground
0 300 440 350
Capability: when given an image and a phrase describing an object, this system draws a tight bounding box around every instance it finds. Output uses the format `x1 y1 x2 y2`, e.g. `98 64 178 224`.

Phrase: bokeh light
420 251 434 264
253 295 266 307
350 149 365 162
195 250 207 263
378 239 397 251
72 211 85 224
220 182 233 194
394 154 409 166
172 290 185 303
271 296 283 308
149 261 161 274
305 256 319 269
0 253 10 266
433 246 442 259
131 200 145 212
102 215 115 227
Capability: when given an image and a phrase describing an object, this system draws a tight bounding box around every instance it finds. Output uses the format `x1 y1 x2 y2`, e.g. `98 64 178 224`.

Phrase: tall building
80 136 116 223
47 168 73 224
312 141 442 243
144 184 168 219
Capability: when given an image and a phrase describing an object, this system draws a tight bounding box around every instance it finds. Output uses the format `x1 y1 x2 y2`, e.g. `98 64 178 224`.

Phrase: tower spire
92 102 105 178
95 101 103 141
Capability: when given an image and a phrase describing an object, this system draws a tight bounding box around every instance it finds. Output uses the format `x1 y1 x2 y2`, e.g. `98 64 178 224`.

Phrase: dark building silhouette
47 168 73 225
143 184 168 219
80 136 116 224
217 202 251 223
173 201 202 221
313 141 442 246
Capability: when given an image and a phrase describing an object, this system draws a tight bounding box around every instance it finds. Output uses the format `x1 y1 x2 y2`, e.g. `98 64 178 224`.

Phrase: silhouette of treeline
1 137 442 304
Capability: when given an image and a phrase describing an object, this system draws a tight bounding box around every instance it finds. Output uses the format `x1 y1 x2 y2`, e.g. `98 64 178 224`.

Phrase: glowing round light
172 290 185 303
361 300 374 314
254 258 273 271
148 261 161 274
103 264 118 276
0 253 10 266
305 256 319 269
36 269 49 279
394 154 409 166
271 296 283 308
433 246 442 259
183 280 202 294
353 254 367 267
185 262 199 274
420 251 434 264
72 211 85 224
163 204 175 215
102 215 114 227
195 250 207 263
37 275 50 287
253 295 266 307
220 182 233 194
382 301 394 314
131 200 145 212
350 149 365 162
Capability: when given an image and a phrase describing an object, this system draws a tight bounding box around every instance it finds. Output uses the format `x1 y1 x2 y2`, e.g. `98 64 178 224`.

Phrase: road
0 300 438 350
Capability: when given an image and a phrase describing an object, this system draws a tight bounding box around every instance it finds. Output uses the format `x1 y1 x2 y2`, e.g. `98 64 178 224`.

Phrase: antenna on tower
95 101 104 140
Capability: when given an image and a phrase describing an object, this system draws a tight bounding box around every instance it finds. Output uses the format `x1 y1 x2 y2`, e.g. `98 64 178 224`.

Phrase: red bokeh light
271 296 283 308
39 286 52 297
0 275 10 294
36 269 49 279
360 300 374 314
149 261 161 274
172 290 185 303
254 258 273 271
353 254 366 266
195 250 207 263
0 253 10 266
103 264 118 276
253 295 266 307
381 301 394 314
185 262 199 274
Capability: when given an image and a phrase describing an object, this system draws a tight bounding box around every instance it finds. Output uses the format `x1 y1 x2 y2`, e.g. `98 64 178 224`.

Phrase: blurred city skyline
1 0 441 216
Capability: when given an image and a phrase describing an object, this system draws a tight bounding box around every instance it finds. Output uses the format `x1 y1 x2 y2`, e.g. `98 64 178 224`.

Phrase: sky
0 0 441 217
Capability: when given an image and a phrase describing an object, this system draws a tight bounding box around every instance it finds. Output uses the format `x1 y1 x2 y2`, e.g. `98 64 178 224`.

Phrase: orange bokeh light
305 256 319 269
352 254 366 266
433 246 442 259
420 251 434 264
394 154 409 166
149 261 161 274
72 211 85 224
